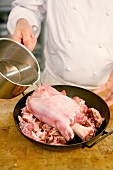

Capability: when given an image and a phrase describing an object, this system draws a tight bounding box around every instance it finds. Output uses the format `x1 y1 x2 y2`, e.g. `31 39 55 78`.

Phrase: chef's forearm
7 7 41 37
7 0 47 37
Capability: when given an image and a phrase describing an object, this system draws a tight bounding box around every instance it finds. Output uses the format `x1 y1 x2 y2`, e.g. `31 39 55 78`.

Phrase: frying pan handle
82 130 113 148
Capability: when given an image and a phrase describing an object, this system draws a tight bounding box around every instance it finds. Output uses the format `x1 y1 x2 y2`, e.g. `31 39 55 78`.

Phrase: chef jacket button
68 38 73 44
66 67 71 71
106 10 111 16
98 43 103 48
73 6 77 11
93 72 96 76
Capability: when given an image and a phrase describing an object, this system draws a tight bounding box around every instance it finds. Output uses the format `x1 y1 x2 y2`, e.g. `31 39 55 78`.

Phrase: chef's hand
12 18 37 52
93 70 113 107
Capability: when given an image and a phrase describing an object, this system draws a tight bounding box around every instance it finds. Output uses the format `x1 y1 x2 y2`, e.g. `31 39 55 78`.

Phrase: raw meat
18 114 66 145
18 84 105 144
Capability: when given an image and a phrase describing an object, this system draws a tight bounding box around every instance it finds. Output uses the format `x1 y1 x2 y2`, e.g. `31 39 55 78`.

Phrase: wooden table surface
0 92 113 170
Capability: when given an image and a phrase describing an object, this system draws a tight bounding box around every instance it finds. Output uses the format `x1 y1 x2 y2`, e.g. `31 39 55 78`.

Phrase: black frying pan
13 85 113 151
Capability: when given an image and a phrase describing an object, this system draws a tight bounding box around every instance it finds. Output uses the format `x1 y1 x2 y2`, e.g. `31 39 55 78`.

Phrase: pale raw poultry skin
24 84 103 142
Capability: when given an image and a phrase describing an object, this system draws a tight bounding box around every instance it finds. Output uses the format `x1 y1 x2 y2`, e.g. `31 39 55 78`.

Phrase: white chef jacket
7 0 113 89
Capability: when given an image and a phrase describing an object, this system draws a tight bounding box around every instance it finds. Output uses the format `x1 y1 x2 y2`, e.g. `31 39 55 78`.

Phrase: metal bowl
0 38 40 99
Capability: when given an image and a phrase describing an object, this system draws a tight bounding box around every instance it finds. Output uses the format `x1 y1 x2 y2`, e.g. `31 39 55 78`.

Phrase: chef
7 0 113 106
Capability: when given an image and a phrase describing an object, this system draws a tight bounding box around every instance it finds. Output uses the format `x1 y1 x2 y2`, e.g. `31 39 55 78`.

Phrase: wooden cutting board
0 93 113 170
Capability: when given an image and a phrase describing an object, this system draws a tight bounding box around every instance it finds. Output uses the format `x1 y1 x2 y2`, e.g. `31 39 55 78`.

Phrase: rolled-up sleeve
7 0 47 37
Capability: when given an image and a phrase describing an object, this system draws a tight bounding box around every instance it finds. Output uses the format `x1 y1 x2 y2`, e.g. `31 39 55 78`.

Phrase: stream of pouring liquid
33 78 43 99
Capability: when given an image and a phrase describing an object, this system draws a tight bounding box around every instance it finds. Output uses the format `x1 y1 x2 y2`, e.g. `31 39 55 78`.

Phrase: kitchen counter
0 91 113 170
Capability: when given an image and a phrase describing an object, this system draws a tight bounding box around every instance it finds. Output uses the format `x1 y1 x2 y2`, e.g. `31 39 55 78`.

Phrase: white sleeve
7 0 47 37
